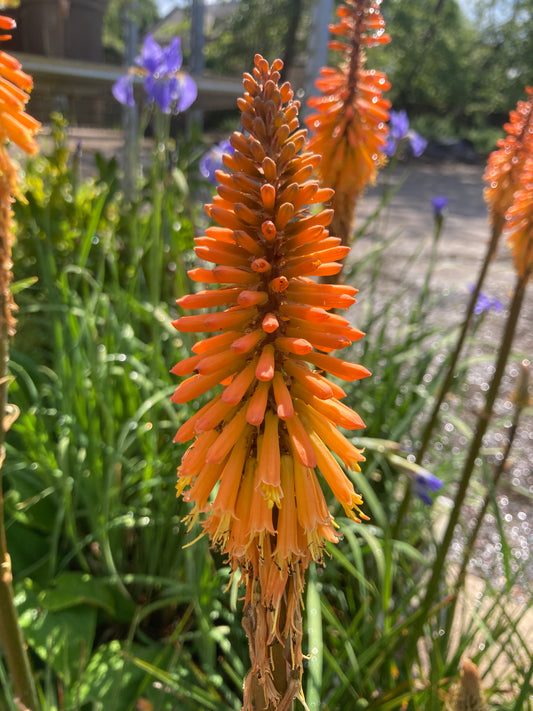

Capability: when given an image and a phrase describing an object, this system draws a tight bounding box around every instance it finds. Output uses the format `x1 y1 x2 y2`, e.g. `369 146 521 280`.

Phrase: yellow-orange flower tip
0 16 40 155
170 55 370 667
305 0 391 207
484 86 533 233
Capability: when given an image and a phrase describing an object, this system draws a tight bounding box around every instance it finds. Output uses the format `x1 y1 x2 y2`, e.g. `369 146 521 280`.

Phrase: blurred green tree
103 0 160 63
203 0 311 80
376 0 533 137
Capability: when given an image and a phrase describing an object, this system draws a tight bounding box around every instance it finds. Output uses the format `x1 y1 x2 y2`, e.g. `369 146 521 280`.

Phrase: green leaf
16 578 97 685
10 276 39 294
39 571 116 616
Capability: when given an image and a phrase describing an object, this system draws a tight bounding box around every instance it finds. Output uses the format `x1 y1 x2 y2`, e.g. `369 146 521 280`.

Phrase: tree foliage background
103 0 533 144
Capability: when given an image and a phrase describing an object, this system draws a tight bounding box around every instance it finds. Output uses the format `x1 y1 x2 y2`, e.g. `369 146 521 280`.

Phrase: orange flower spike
0 20 40 156
0 16 40 337
305 0 390 248
484 87 533 233
171 55 370 711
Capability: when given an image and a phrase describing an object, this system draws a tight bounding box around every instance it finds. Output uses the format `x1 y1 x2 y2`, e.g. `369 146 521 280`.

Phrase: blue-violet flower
199 138 235 184
467 285 504 315
112 34 197 114
414 469 443 505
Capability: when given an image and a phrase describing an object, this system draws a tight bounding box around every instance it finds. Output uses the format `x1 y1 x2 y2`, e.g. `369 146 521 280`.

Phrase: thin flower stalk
305 0 390 250
445 361 530 635
172 55 369 710
0 13 40 711
414 86 533 466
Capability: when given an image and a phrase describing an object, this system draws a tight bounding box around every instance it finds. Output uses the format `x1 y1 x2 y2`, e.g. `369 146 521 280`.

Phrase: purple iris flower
414 469 444 505
112 34 197 114
383 134 398 158
467 285 504 315
389 109 409 140
431 196 448 217
408 131 427 158
113 74 135 107
200 139 235 184
385 110 426 158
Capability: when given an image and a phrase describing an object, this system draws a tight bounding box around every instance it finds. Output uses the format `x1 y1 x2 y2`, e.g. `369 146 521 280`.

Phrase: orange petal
246 381 271 425
256 344 275 381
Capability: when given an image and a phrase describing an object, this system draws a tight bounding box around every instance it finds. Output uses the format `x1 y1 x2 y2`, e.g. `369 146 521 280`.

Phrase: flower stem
410 267 529 651
393 222 503 541
417 222 502 463
445 360 529 633
0 295 40 710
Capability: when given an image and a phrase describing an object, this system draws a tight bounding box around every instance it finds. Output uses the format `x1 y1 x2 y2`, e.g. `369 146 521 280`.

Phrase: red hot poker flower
0 14 40 337
484 86 533 236
305 0 390 247
172 55 369 709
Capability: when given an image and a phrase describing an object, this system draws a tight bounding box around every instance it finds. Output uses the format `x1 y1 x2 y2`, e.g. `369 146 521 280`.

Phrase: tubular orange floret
170 54 370 711
305 0 390 250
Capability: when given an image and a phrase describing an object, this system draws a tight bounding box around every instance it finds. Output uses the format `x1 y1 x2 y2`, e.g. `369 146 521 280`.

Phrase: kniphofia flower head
0 14 40 337
305 0 390 245
112 34 197 114
484 86 533 234
484 87 533 281
171 54 369 709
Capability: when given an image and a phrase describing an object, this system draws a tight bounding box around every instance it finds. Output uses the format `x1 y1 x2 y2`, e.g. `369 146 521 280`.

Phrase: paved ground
357 161 532 588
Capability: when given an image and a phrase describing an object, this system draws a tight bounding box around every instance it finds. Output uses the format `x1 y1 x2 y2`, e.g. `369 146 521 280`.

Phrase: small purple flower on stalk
431 195 448 218
112 34 197 114
467 284 504 315
414 469 444 505
199 139 235 184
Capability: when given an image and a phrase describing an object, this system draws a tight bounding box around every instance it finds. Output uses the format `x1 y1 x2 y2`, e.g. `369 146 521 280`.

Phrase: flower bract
171 54 369 709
